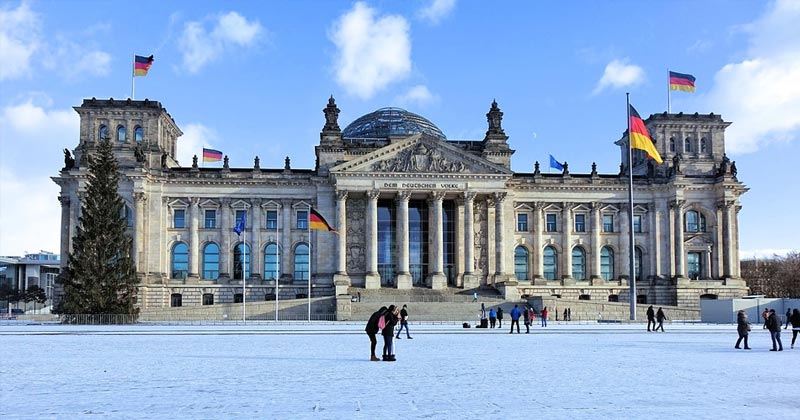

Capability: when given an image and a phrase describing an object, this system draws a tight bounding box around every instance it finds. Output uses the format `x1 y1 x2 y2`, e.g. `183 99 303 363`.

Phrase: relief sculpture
346 198 366 274
372 142 467 173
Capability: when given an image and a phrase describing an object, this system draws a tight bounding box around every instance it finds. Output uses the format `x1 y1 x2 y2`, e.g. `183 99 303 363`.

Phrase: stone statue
533 161 540 175
285 156 291 170
223 156 229 169
672 154 681 174
161 152 168 168
486 100 505 134
323 96 340 132
192 155 198 168
562 161 569 175
619 163 625 176
730 161 737 178
647 160 655 178
254 156 260 169
134 144 145 163
719 153 730 175
63 149 75 170
591 162 597 176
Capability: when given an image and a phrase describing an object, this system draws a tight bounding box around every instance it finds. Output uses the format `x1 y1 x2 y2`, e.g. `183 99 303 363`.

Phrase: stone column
714 203 724 279
58 195 70 270
427 191 447 289
395 191 412 289
462 192 479 288
133 192 146 274
723 200 734 278
562 202 574 284
591 203 602 280
365 190 381 289
187 197 200 280
492 192 512 285
219 198 231 282
333 191 350 294
250 198 262 280
673 201 686 280
533 202 545 284
281 199 292 281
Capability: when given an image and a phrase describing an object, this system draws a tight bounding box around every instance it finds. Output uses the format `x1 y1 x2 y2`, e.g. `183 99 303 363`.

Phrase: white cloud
703 0 800 153
740 248 794 260
179 11 262 74
42 37 112 80
0 1 40 81
394 85 437 107
418 0 456 25
329 2 411 99
592 58 645 95
0 98 79 256
177 123 218 167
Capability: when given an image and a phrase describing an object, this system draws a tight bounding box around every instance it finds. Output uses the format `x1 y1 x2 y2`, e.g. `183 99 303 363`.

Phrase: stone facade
52 98 748 312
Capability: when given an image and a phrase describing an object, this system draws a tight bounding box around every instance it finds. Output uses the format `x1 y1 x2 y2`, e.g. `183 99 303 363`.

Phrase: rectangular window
517 213 528 232
204 209 217 228
546 214 557 232
574 214 585 232
266 210 278 229
633 215 642 233
603 214 614 232
296 210 308 229
173 209 185 229
235 210 247 228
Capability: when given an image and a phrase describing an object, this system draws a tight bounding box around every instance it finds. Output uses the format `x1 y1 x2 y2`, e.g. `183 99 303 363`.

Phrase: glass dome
342 107 446 141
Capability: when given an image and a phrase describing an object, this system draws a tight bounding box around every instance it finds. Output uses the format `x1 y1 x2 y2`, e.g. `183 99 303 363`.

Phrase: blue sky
1 0 799 259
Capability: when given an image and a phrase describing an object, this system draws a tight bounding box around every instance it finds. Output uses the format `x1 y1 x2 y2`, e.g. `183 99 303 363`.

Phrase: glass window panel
266 210 278 229
173 209 185 228
575 214 585 232
99 125 108 140
204 209 216 228
235 210 247 228
688 252 702 280
134 126 143 142
543 246 558 280
171 243 188 279
633 215 642 233
294 243 309 281
117 125 126 142
297 210 308 229
685 211 698 232
603 215 614 232
514 246 529 281
233 243 251 280
546 214 557 232
202 294 214 305
517 214 528 232
264 243 280 280
572 247 586 280
635 247 643 281
601 247 614 280
202 243 219 280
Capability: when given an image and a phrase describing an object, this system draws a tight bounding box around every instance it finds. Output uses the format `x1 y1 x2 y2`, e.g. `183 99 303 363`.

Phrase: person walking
395 304 412 339
762 308 770 329
365 306 388 361
789 308 800 349
564 308 568 322
522 307 531 333
567 307 571 321
734 310 751 350
654 307 667 332
509 305 521 334
489 308 497 328
646 305 656 332
382 305 400 361
497 307 504 328
472 291 478 302
785 308 792 330
766 309 784 351
541 307 548 327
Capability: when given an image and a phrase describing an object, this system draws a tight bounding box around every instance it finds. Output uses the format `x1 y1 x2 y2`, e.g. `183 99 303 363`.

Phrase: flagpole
131 54 135 100
307 204 312 322
667 68 671 113
275 205 280 321
626 92 637 321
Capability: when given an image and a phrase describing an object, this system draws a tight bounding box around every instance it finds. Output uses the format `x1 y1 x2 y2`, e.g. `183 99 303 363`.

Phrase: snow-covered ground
1 322 799 419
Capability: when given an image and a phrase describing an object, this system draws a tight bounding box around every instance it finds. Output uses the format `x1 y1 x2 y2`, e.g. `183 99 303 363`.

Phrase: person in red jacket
541 307 548 327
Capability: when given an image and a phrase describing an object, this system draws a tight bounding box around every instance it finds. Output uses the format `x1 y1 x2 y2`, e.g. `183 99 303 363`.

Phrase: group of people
365 304 413 362
645 306 667 332
735 307 800 351
506 305 550 333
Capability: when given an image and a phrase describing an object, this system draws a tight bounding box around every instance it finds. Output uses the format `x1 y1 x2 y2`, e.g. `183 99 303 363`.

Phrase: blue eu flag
549 154 564 171
234 214 246 235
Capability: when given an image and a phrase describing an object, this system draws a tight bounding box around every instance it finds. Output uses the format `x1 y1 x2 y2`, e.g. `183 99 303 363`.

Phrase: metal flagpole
626 92 637 321
667 68 671 113
275 205 279 321
242 214 247 323
131 54 135 100
307 204 312 322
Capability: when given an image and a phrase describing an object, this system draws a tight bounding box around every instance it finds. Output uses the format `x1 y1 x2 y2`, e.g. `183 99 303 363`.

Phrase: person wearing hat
766 309 784 351
734 310 751 350
395 304 412 339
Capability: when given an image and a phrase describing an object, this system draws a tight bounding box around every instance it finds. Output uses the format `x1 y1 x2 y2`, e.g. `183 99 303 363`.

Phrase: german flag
629 105 663 164
309 207 337 232
134 55 154 77
669 71 696 92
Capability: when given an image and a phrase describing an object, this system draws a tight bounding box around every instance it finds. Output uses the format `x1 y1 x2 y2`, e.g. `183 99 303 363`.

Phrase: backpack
378 314 387 330
367 306 388 331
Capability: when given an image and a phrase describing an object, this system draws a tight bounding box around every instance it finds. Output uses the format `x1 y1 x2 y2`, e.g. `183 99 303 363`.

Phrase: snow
1 322 799 419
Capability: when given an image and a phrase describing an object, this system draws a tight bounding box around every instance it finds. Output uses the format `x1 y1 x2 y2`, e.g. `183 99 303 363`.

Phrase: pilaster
365 190 381 289
462 192 479 289
333 190 351 294
427 191 447 289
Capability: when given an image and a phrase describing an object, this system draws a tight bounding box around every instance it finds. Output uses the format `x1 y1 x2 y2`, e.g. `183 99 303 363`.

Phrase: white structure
52 97 748 311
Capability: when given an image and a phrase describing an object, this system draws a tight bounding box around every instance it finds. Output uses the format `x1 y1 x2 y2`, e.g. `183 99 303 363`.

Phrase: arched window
117 125 126 142
601 246 614 280
202 243 219 280
685 210 705 232
543 246 558 280
233 243 251 280
134 126 144 142
294 243 309 281
684 137 692 153
170 293 182 307
514 246 529 281
264 243 280 280
99 125 108 140
202 293 214 305
699 213 706 232
572 247 586 280
700 137 707 153
669 137 675 152
171 242 188 279
635 247 643 282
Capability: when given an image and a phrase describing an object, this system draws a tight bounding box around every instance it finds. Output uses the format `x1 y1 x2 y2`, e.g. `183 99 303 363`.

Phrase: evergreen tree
56 139 139 316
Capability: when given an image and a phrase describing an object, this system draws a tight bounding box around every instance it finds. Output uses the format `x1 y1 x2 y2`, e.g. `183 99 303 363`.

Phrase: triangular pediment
331 134 512 175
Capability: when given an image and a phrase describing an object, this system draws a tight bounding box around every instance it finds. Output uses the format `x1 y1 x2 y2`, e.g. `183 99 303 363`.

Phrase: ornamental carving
346 198 366 274
371 142 467 173
473 199 489 277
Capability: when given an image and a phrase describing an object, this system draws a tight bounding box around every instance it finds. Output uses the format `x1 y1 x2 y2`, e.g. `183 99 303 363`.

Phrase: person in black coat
789 308 800 349
766 309 784 351
496 307 504 328
395 304 412 339
522 307 531 334
365 306 387 361
646 306 656 332
734 310 751 350
654 308 667 332
382 305 400 361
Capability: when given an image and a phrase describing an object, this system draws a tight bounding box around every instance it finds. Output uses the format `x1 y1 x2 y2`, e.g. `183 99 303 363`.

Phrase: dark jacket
766 312 781 332
522 309 530 324
646 306 655 320
496 308 504 319
382 311 399 337
400 308 409 323
790 310 800 328
365 306 387 334
656 309 666 322
737 312 750 336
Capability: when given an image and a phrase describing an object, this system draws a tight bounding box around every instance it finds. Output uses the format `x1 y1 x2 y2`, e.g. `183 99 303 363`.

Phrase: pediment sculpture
372 142 467 173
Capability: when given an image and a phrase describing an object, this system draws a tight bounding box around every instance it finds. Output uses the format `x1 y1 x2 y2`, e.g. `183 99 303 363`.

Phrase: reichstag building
53 97 748 310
